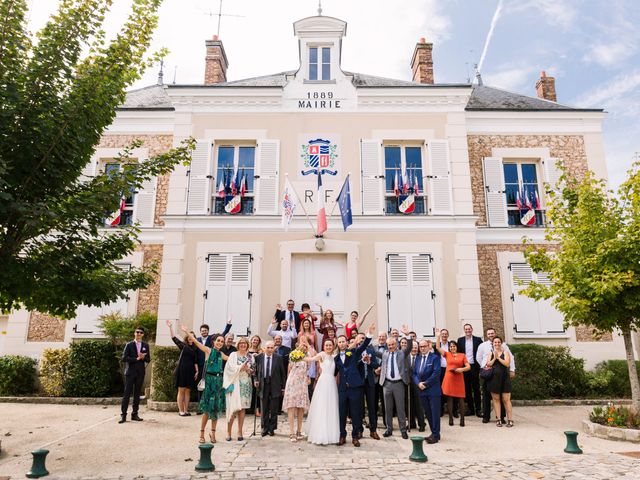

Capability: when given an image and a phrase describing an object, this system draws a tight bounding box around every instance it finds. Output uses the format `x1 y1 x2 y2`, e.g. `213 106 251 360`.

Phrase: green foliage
590 404 639 429
0 0 194 317
39 348 70 396
99 312 157 344
151 346 179 402
0 355 37 395
592 360 640 398
63 340 122 397
509 344 587 399
523 163 640 409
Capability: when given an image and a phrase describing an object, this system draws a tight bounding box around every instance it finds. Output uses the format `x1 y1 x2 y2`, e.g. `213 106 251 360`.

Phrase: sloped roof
120 72 602 112
119 84 173 110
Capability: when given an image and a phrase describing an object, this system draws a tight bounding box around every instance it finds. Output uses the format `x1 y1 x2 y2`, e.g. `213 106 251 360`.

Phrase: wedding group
119 299 517 447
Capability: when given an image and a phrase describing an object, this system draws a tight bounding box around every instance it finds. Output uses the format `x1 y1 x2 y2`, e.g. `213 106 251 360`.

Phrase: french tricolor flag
316 169 327 236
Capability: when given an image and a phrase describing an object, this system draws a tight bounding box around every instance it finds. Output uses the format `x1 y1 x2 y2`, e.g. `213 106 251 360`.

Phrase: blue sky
29 0 640 186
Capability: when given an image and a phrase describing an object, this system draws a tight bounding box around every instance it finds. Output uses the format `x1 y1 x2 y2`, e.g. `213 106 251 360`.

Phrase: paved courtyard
0 403 639 479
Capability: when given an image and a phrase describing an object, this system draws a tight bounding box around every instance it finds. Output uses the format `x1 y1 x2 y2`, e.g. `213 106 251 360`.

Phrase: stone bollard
26 449 49 478
195 443 215 472
564 431 583 454
409 436 428 462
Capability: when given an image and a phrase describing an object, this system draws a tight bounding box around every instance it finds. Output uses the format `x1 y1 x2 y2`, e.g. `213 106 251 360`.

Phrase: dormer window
309 46 331 80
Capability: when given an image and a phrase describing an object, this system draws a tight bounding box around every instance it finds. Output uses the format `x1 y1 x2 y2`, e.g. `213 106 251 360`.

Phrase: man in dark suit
413 339 442 444
274 300 300 331
355 332 381 440
334 324 374 447
456 323 483 417
252 341 286 436
120 326 151 423
374 331 388 428
406 342 426 431
374 324 412 439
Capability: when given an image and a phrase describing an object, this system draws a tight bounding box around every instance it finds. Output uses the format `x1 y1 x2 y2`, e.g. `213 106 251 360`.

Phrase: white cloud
483 64 537 92
583 41 635 67
505 0 577 30
574 69 640 108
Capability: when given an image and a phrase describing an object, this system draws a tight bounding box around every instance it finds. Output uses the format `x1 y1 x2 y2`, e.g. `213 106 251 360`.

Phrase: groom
335 323 375 447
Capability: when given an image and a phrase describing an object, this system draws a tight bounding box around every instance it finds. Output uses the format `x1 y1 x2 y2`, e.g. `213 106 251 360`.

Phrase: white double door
292 254 347 324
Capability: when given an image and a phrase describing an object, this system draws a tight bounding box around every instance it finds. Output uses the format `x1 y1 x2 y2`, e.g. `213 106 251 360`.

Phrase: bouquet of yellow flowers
289 349 306 363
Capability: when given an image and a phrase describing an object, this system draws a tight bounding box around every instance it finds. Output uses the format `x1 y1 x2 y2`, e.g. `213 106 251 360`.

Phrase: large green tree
524 164 640 411
0 0 193 317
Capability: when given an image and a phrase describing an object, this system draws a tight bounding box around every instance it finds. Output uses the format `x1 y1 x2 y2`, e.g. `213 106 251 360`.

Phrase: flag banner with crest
316 169 327 235
336 174 353 231
281 178 298 230
224 169 246 214
107 195 125 226
517 186 536 226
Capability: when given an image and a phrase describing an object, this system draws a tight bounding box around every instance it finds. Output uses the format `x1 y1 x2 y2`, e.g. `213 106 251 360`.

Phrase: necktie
390 352 396 378
411 355 415 369
266 356 271 379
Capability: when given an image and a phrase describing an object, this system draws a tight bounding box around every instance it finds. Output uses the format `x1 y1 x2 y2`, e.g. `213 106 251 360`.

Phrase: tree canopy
524 164 640 410
0 0 193 317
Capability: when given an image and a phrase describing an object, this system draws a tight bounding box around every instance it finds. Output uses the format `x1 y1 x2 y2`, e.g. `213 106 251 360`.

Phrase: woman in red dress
435 329 471 427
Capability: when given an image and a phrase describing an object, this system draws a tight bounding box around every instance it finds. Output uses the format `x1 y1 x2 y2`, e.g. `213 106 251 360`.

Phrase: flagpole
285 173 317 235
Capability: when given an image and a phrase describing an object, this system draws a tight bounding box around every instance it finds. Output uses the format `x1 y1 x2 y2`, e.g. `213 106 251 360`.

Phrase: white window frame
382 142 427 215
213 142 257 215
502 159 546 227
308 45 331 81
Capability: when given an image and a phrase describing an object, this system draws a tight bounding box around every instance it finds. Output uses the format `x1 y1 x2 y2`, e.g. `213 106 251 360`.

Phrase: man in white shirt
476 327 516 423
437 329 450 417
267 317 297 349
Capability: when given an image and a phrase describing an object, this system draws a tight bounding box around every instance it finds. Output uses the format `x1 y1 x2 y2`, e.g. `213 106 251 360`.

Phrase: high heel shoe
210 430 216 443
496 419 502 427
448 416 454 426
506 420 514 428
199 429 205 444
459 416 465 427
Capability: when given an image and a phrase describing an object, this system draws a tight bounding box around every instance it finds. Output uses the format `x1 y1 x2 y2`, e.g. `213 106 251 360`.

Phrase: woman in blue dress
183 325 229 443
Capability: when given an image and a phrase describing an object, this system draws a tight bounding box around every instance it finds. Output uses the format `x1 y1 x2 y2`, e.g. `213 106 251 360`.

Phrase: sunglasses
135 331 144 334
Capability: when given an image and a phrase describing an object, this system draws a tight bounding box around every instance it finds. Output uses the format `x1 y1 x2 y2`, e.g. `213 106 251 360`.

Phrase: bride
304 338 340 445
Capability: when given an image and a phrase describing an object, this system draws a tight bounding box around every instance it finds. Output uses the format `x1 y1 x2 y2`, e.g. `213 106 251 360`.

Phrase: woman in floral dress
282 338 310 442
183 325 228 444
223 337 253 441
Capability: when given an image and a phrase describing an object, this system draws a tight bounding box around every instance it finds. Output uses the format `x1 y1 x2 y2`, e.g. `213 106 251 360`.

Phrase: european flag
336 174 353 231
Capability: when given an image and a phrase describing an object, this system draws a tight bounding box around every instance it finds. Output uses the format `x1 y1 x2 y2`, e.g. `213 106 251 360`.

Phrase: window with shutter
204 253 252 336
503 161 545 227
360 139 384 215
133 176 157 227
186 140 213 215
383 144 426 215
386 253 436 337
542 157 563 194
74 264 132 335
509 262 564 335
427 140 453 215
254 140 280 215
482 156 508 227
213 145 255 215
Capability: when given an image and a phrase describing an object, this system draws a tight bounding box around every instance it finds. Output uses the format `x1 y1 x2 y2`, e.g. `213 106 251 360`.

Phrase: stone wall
468 135 589 226
98 135 173 226
136 244 164 315
477 243 612 343
26 312 66 342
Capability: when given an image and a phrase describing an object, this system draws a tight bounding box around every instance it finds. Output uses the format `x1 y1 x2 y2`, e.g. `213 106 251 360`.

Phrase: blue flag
336 174 353 231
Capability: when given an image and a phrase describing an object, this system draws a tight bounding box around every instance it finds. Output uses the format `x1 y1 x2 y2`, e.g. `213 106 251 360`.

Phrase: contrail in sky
477 0 504 73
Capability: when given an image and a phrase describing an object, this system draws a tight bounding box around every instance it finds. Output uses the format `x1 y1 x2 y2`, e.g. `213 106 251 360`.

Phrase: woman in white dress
304 338 340 445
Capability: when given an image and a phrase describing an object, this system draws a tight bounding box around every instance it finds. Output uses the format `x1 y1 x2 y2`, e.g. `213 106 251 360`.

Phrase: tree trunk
621 328 640 413
633 330 640 363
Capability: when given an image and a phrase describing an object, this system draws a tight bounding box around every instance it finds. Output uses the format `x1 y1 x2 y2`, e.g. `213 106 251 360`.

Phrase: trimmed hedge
0 355 37 395
40 348 70 396
63 340 123 397
151 345 180 402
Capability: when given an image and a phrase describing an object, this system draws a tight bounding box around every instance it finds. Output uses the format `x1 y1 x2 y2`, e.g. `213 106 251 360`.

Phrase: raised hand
276 303 282 311
400 324 410 335
179 324 189 334
368 323 377 335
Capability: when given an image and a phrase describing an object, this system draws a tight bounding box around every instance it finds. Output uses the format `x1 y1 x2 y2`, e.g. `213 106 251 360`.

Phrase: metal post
564 431 583 454
409 436 428 462
26 449 49 478
195 443 215 472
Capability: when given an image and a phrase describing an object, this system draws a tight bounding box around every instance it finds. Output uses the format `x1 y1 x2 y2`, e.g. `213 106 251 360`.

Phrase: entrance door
292 254 347 322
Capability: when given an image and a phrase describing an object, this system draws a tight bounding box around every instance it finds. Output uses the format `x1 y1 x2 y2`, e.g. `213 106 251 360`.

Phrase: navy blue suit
334 336 372 439
359 345 380 434
412 352 442 440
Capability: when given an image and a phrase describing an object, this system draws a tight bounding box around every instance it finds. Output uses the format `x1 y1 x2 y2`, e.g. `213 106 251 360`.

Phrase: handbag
197 378 206 391
480 366 494 381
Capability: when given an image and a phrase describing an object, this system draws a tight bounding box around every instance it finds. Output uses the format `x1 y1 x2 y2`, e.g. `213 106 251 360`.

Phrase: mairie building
1 13 622 368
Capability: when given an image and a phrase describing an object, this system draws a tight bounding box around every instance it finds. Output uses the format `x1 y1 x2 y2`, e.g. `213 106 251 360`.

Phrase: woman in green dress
183 325 229 443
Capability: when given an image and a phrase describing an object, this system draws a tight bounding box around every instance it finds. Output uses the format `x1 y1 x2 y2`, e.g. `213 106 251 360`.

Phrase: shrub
0 355 37 395
151 346 180 402
63 340 123 397
592 360 640 398
99 312 157 344
509 344 587 400
40 348 70 396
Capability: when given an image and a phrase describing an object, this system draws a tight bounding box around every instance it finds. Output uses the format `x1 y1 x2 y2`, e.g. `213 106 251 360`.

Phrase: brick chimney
411 38 434 84
204 35 228 84
535 71 557 102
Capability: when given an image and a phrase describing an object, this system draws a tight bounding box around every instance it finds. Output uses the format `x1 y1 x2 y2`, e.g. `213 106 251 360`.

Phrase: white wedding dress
306 352 340 445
